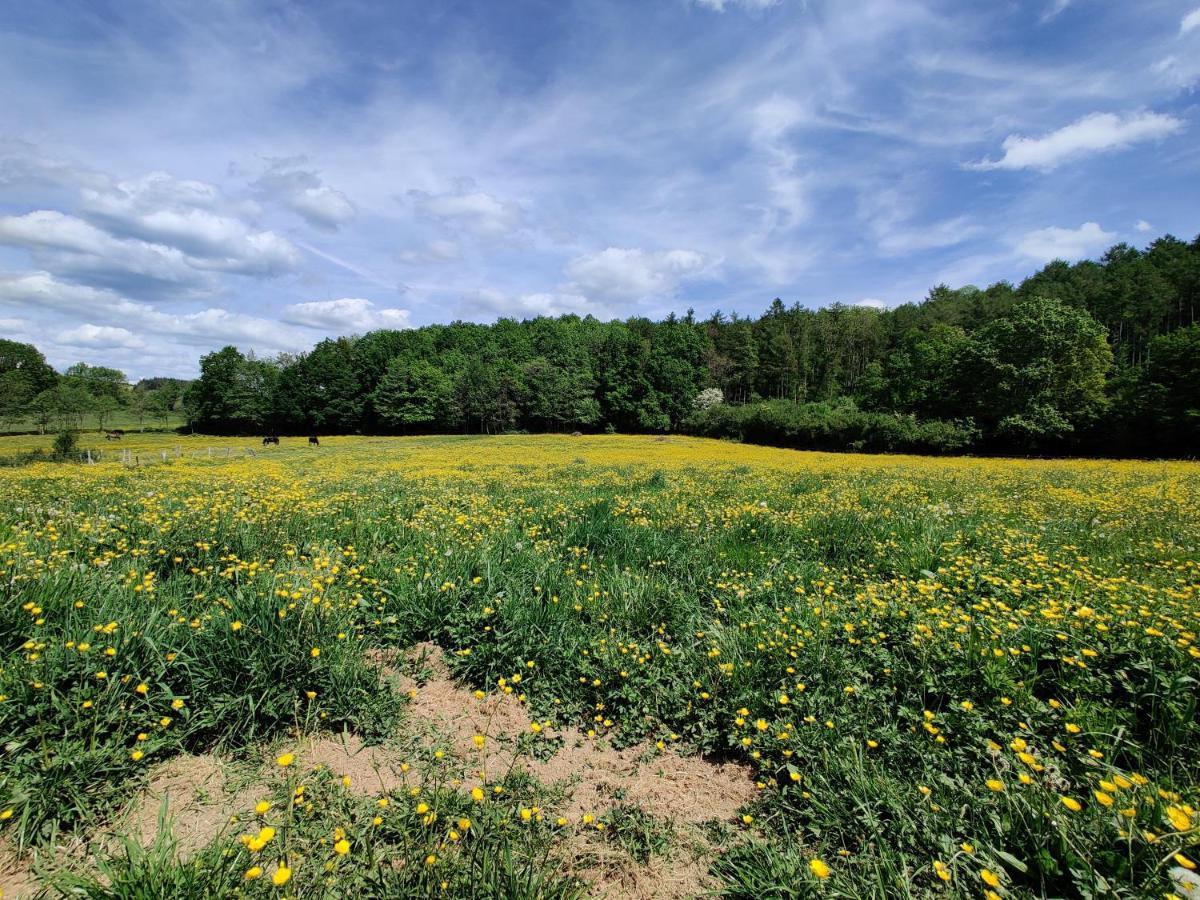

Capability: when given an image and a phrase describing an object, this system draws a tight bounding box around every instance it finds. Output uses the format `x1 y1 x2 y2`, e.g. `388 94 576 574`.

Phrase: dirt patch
0 840 38 900
391 643 756 898
301 732 412 797
115 753 244 859
560 832 717 900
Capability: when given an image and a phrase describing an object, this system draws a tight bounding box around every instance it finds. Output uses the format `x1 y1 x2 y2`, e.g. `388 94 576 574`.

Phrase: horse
104 430 124 441
308 435 319 446
262 435 280 446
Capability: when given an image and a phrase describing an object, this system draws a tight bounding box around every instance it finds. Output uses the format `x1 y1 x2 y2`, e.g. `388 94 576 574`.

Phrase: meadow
0 433 1197 899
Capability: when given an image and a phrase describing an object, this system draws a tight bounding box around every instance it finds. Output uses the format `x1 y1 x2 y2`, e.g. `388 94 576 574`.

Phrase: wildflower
933 860 951 882
1061 796 1083 812
310 647 320 658
244 866 262 880
255 801 271 815
334 839 350 855
809 858 830 878
986 779 1005 793
272 865 291 886
276 752 295 767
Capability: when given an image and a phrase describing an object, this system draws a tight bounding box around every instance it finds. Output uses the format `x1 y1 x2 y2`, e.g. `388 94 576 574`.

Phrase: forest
3 232 1198 456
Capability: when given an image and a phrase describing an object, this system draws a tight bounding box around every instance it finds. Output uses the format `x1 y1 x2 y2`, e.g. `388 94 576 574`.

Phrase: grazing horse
104 430 124 441
308 435 319 446
262 435 280 446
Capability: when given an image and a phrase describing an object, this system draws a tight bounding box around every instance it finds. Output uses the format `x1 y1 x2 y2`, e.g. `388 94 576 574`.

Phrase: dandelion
276 752 295 767
272 865 291 886
809 858 831 878
1061 796 1083 812
244 866 262 880
986 779 1005 793
334 838 350 855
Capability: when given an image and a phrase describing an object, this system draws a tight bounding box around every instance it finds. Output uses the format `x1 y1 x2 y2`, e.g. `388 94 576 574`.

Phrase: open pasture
0 434 1197 898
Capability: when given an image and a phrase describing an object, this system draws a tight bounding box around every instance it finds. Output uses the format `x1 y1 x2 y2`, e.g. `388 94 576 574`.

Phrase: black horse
262 435 280 446
308 435 319 446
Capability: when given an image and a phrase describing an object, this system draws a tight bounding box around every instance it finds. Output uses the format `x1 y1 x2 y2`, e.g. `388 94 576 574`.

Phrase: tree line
0 345 187 435
5 231 1197 456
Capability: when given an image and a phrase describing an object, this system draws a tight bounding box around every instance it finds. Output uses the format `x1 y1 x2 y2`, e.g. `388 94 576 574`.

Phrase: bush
52 429 78 455
684 399 978 454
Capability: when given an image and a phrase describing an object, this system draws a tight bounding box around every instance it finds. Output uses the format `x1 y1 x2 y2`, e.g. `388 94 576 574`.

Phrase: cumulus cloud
254 157 355 230
0 208 297 294
0 271 310 351
565 247 709 302
1134 219 1153 233
281 298 411 332
81 171 297 272
59 323 146 349
968 112 1184 171
1182 7 1200 33
1013 222 1115 263
458 288 602 321
853 297 888 308
409 183 524 238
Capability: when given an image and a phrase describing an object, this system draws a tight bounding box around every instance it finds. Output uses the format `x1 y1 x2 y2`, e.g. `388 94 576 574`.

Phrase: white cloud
0 271 311 352
0 210 206 292
81 172 299 274
409 185 524 238
693 0 782 11
969 112 1184 171
458 288 602 321
1013 222 1115 263
877 215 980 256
281 298 411 332
853 297 888 308
0 316 28 332
60 323 146 349
565 247 710 301
1134 219 1153 233
254 158 355 230
1182 7 1200 33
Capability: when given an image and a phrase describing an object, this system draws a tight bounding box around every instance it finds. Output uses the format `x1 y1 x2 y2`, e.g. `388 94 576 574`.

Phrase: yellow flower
276 752 295 767
135 683 148 695
244 866 262 880
272 865 291 886
255 801 271 815
471 787 485 802
1065 723 1081 734
933 860 951 882
986 779 1005 792
231 621 243 631
809 858 830 879
130 750 144 761
310 647 320 658
472 734 485 748
334 839 350 855
171 698 184 710
1093 790 1114 807
981 869 1001 888
1167 805 1192 831
1061 796 1082 812
425 854 437 867
1175 853 1196 870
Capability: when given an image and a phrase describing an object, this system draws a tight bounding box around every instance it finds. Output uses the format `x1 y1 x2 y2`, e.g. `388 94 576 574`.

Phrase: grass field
0 434 1197 898
0 411 187 437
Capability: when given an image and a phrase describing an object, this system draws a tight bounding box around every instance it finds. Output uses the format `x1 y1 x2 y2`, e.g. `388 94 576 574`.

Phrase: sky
0 0 1198 380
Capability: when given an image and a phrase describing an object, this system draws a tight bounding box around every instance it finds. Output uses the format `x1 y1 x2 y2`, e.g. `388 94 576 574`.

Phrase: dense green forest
4 233 1198 456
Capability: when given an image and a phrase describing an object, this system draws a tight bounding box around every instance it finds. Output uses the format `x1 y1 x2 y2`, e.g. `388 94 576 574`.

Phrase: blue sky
0 0 1197 379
